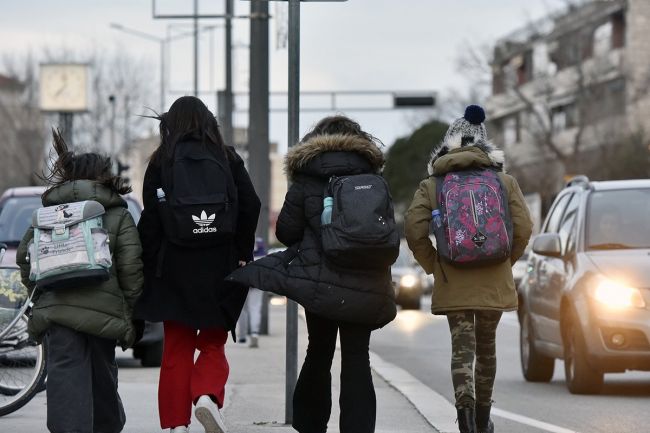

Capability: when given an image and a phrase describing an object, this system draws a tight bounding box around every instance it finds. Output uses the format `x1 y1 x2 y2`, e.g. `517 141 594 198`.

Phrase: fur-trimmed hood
285 134 385 180
427 132 505 175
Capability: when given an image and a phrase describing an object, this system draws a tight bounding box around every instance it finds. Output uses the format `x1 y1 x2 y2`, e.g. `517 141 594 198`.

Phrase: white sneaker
249 334 259 348
194 395 227 433
170 427 189 433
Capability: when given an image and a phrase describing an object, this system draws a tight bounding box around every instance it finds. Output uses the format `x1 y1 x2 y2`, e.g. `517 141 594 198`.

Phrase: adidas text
355 185 373 190
193 227 218 234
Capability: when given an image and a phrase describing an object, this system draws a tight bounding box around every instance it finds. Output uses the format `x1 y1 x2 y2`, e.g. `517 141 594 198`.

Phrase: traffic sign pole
285 0 300 423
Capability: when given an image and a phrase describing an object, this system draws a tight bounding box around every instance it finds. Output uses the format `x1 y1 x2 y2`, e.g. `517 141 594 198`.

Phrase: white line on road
491 408 580 433
500 311 520 327
369 350 581 433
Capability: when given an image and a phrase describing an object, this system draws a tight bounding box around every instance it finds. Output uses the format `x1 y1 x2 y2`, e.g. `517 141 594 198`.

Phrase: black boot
476 405 494 433
457 406 477 433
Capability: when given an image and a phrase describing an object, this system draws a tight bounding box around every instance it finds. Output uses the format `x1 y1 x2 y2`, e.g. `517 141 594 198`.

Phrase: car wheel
563 313 603 394
138 341 163 367
520 308 555 382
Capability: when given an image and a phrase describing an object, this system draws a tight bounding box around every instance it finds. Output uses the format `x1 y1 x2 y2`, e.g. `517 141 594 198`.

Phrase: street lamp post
110 23 224 113
243 0 347 424
109 23 166 113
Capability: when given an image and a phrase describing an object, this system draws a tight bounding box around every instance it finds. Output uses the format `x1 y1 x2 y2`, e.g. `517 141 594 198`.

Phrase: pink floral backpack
432 169 513 267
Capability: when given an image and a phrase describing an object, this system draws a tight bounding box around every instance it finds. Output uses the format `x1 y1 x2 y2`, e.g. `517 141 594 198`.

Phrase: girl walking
405 106 532 433
17 130 143 433
229 115 397 433
135 96 261 433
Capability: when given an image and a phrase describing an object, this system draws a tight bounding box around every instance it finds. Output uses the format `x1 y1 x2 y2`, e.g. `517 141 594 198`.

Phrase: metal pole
59 113 73 147
193 0 199 97
285 0 300 425
124 95 130 155
160 40 166 112
109 95 116 156
248 0 270 334
223 0 234 146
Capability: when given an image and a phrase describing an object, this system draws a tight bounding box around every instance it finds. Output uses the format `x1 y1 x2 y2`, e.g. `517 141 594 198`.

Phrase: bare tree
38 44 155 156
0 51 47 189
3 44 155 157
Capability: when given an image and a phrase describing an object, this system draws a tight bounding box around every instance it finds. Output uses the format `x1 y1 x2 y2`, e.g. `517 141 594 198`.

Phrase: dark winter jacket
228 134 397 329
16 180 144 348
134 144 260 331
405 139 533 314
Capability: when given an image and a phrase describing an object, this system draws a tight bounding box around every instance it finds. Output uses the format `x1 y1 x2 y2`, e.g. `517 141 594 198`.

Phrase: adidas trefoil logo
192 210 217 234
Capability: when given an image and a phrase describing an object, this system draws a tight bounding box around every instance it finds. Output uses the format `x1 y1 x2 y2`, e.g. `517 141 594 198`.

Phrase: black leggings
446 310 502 408
292 311 376 433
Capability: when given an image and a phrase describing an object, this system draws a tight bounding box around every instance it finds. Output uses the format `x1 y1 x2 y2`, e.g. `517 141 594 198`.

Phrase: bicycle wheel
0 314 47 417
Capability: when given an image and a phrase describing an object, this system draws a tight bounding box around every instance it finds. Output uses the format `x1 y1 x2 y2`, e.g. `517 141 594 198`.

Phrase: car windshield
0 197 43 246
587 188 650 250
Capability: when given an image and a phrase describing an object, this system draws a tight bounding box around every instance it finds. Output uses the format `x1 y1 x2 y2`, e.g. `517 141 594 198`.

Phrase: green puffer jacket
405 146 533 314
16 180 144 348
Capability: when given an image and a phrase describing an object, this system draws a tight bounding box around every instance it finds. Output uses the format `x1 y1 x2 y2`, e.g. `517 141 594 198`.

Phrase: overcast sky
1 0 569 152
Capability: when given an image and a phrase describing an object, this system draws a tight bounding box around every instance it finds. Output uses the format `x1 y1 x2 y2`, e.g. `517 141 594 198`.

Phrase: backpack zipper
469 190 479 227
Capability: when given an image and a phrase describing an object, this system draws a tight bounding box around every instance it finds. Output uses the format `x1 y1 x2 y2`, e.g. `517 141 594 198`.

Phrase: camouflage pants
446 310 502 409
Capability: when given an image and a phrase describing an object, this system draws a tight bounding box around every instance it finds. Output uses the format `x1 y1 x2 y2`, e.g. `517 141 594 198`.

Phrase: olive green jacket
16 181 144 348
405 147 533 314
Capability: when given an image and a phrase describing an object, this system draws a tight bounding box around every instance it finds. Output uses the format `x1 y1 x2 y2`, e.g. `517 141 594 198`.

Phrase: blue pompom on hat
464 105 486 125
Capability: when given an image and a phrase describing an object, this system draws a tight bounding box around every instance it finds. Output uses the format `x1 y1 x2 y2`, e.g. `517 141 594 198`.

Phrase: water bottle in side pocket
321 197 334 225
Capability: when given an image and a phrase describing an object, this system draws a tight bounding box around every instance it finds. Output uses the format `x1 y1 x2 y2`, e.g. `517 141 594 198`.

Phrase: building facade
486 0 650 205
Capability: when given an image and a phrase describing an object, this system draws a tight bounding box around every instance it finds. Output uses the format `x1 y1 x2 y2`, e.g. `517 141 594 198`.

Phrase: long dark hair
300 115 383 147
41 128 132 195
150 96 231 165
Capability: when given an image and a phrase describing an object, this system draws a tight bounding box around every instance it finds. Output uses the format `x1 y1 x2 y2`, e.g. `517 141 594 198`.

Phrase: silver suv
518 177 650 394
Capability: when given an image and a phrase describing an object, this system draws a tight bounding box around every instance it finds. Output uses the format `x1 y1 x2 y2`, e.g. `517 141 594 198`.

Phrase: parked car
518 177 650 394
512 252 529 289
0 187 163 367
392 244 427 310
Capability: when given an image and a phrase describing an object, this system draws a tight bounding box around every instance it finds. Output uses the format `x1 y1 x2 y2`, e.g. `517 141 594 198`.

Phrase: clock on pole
39 63 90 147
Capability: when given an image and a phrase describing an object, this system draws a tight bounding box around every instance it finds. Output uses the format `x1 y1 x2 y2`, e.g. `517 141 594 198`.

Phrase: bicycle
0 242 47 417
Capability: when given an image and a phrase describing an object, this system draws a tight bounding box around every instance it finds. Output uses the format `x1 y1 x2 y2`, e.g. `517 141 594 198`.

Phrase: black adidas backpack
159 142 238 248
321 174 399 269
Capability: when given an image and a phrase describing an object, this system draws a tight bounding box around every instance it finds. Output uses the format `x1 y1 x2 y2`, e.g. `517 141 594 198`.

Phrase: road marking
370 351 455 433
500 311 520 327
491 408 580 433
369 351 581 433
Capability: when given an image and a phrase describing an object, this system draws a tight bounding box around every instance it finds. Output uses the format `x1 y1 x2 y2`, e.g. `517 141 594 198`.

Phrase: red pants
158 321 229 429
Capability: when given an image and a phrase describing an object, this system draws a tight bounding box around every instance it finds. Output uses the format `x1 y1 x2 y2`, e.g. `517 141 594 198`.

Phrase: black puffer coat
134 144 260 331
228 134 396 329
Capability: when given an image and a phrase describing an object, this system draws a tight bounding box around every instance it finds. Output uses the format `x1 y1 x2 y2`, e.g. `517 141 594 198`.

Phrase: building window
593 21 613 57
493 64 505 95
586 78 626 122
513 50 534 86
552 103 578 133
612 12 625 48
503 113 520 146
551 30 593 70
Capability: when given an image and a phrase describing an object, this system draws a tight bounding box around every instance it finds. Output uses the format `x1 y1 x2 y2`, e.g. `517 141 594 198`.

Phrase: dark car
518 177 650 394
392 244 428 310
0 187 163 367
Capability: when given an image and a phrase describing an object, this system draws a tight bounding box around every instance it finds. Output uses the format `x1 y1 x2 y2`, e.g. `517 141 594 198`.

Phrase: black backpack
321 174 399 269
159 142 238 248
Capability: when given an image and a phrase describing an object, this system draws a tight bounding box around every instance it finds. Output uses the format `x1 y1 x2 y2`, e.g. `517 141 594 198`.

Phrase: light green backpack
29 200 112 290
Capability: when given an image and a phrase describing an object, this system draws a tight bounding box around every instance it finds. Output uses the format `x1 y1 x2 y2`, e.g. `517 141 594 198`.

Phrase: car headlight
592 279 646 309
400 274 418 289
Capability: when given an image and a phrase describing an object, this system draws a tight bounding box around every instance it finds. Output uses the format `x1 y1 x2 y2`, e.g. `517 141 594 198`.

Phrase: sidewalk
3 302 437 433
218 302 436 433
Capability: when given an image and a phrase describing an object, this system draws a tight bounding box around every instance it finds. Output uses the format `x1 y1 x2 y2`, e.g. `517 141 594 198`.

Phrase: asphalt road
370 297 650 433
